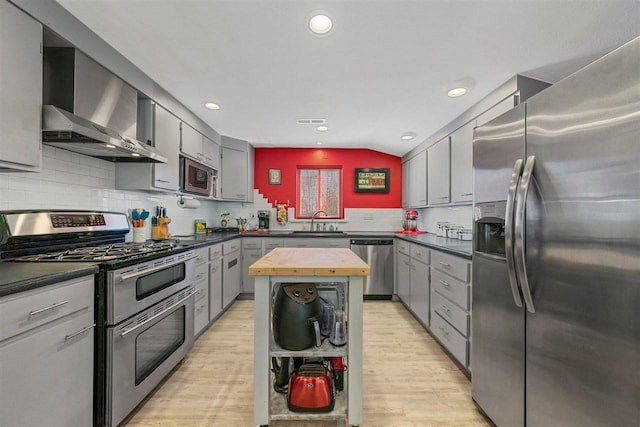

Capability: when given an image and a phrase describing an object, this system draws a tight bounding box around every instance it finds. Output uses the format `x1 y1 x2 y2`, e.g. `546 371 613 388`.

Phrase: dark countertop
0 261 99 298
0 231 470 297
174 230 472 259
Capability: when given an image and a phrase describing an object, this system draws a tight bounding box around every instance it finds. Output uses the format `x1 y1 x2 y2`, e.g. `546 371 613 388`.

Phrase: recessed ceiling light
401 132 416 140
447 87 468 98
316 125 328 132
204 102 220 110
309 14 333 35
316 141 323 145
105 144 116 148
131 153 141 157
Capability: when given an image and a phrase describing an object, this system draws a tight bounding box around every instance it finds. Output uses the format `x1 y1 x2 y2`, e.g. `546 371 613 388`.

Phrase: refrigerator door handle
515 155 536 313
505 158 524 307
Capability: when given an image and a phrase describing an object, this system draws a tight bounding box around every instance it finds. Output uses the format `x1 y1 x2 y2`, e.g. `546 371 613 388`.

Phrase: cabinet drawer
431 312 468 367
264 239 284 250
194 296 209 334
410 244 430 264
431 251 470 283
195 262 209 283
396 239 410 255
431 268 470 310
223 240 241 255
194 247 209 265
242 238 262 250
194 282 208 302
0 276 94 342
432 290 469 336
209 244 222 261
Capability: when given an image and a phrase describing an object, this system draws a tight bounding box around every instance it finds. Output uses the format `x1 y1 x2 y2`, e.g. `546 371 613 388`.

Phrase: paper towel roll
177 197 201 209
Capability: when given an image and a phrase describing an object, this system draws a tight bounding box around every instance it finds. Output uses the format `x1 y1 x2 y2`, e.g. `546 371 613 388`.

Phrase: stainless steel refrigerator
471 36 640 427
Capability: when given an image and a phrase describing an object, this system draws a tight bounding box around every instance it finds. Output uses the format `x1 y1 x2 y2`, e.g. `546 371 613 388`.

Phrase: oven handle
120 290 196 337
118 254 197 282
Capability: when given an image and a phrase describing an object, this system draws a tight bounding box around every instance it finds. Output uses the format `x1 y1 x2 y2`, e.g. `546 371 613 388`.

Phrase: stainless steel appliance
180 156 217 197
0 210 196 427
349 239 393 298
472 37 640 427
42 48 167 163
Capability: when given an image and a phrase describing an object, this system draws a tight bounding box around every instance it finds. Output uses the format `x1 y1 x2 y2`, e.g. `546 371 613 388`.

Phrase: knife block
152 218 171 240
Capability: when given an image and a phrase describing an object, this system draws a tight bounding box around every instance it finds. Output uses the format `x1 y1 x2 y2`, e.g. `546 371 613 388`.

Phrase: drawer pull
440 327 450 338
29 300 69 317
65 324 95 342
439 280 452 288
441 305 451 314
439 262 451 268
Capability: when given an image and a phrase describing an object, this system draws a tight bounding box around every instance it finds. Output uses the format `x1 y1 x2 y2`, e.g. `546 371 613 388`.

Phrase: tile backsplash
0 146 404 238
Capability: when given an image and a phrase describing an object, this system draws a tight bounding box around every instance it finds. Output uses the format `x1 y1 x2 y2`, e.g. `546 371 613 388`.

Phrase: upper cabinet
115 101 181 192
220 146 248 201
0 1 42 171
405 150 428 208
427 137 451 205
181 123 220 170
450 121 474 204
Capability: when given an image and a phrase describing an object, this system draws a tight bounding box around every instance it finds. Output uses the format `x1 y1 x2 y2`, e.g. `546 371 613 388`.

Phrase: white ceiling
55 0 639 157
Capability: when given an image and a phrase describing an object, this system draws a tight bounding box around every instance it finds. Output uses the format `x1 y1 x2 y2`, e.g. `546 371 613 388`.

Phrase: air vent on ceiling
296 118 326 125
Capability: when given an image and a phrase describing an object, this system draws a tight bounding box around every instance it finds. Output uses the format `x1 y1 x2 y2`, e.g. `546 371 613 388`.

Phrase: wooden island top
248 247 370 277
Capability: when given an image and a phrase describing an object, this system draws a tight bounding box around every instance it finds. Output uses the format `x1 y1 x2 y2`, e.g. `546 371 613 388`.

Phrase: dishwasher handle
350 239 394 245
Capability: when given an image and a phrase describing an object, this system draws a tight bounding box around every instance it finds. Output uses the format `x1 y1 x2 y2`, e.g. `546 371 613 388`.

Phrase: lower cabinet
409 256 430 326
222 240 241 308
0 276 95 427
209 243 223 321
396 251 411 305
193 247 210 336
430 251 472 368
396 242 431 326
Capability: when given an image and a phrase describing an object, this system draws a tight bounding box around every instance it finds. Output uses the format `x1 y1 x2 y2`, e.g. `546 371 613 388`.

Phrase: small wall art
268 168 281 185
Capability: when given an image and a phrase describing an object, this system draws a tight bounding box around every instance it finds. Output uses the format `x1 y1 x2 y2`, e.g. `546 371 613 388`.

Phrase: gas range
0 210 189 265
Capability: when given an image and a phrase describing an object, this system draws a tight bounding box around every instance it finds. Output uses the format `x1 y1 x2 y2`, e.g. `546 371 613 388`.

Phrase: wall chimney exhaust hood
41 47 167 163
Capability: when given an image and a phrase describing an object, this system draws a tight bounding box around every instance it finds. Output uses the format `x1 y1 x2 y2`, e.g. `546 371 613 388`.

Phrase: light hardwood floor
125 300 491 427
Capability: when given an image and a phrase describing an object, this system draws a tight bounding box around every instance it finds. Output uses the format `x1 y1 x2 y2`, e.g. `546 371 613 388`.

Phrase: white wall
0 146 403 237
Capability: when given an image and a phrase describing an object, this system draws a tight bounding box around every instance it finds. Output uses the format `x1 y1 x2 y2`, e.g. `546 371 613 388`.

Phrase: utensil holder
132 227 146 243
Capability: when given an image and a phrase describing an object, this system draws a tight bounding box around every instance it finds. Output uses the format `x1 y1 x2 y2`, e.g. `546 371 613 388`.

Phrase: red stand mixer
397 209 427 234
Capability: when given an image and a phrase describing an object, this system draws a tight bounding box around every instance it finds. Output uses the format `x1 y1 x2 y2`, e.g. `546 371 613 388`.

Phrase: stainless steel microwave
179 156 217 197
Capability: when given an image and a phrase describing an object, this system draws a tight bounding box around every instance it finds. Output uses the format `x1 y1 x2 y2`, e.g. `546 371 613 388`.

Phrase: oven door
106 285 195 427
107 250 196 324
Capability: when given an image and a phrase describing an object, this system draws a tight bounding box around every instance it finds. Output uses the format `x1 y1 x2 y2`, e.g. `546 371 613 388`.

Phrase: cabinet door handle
65 324 95 342
460 193 473 196
439 279 452 288
439 196 449 199
29 300 69 317
156 179 171 183
439 261 451 269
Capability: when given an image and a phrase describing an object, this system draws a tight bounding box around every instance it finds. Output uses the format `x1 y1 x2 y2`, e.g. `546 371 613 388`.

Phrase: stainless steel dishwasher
350 239 394 299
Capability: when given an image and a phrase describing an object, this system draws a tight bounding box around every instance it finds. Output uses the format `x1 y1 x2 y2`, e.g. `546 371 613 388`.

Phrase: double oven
0 210 197 427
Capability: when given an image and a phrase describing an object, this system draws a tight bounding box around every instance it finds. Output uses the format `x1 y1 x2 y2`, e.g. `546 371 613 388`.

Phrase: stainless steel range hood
42 105 167 163
42 47 167 163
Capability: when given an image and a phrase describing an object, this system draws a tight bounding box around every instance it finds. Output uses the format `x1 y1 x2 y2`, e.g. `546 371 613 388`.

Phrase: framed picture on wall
269 168 281 185
354 168 390 193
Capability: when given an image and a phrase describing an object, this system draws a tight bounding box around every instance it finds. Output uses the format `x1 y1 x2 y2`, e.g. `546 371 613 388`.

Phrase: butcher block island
249 248 370 426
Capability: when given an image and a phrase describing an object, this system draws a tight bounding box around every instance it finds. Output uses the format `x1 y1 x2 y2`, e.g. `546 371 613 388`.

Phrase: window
297 167 342 218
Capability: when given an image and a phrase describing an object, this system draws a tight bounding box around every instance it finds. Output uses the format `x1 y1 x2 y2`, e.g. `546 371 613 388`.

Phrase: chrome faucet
311 210 327 231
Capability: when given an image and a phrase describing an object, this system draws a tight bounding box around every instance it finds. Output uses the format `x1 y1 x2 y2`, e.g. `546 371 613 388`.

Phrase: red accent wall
254 148 402 212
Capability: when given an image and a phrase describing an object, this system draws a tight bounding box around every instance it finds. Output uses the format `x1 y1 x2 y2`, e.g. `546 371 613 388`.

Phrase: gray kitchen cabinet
401 160 410 208
284 237 350 248
475 95 517 127
396 251 411 305
450 121 474 204
193 247 210 336
0 276 94 427
427 136 451 205
220 146 249 201
116 101 181 192
429 250 472 368
409 244 431 326
0 0 42 171
209 243 223 321
203 136 220 170
222 240 241 308
406 150 428 208
180 122 221 170
241 238 285 293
